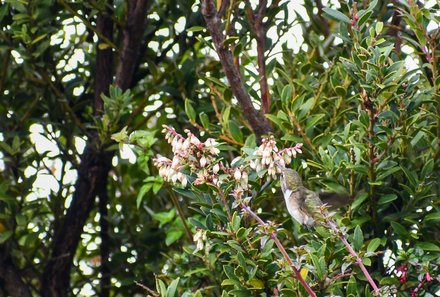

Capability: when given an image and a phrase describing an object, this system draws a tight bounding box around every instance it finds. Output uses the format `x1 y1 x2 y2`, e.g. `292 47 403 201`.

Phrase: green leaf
248 278 265 289
424 212 440 223
335 86 347 97
265 114 284 129
310 254 326 279
351 192 368 210
229 289 252 297
166 277 180 297
367 238 381 252
400 166 418 188
0 230 13 244
223 265 240 281
223 36 238 46
199 112 210 129
378 194 397 205
137 183 152 208
231 212 241 232
221 279 240 286
15 214 26 226
366 0 378 11
228 120 243 143
185 99 196 122
281 84 292 105
375 22 383 34
188 218 206 229
187 26 205 32
222 106 231 124
323 8 350 24
415 242 440 252
358 10 373 28
157 279 167 296
391 222 409 237
153 208 176 227
165 229 184 246
346 275 357 296
353 225 364 250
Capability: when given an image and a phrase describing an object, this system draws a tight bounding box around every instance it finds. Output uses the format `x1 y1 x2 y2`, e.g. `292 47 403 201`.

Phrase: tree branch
201 0 271 140
42 1 149 296
254 0 270 113
115 0 149 90
94 4 114 114
0 247 33 297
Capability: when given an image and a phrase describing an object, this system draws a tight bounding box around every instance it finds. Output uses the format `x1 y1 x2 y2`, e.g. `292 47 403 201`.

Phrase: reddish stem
326 220 380 294
241 205 317 297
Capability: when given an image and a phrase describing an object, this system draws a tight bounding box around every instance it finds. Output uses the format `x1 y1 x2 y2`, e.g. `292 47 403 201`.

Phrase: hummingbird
279 167 350 226
279 168 325 226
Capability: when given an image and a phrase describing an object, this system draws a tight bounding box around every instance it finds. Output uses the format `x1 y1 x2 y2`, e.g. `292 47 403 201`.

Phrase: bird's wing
303 188 323 214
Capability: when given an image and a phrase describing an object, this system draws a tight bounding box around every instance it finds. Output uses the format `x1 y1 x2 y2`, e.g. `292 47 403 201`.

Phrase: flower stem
241 205 317 297
326 219 380 295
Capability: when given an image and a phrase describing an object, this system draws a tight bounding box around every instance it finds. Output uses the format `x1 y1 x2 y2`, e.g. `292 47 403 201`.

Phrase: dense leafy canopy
0 0 439 297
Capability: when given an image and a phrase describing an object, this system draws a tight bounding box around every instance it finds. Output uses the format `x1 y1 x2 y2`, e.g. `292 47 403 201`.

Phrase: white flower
193 229 205 252
212 163 220 174
171 156 180 168
200 156 207 167
234 169 242 181
205 138 220 155
181 176 188 187
241 171 248 190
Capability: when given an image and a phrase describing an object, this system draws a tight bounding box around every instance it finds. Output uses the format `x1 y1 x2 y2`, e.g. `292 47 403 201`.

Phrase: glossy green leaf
323 8 350 24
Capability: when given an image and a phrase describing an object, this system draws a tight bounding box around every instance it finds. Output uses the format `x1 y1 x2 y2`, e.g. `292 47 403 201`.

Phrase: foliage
130 1 440 296
0 0 439 297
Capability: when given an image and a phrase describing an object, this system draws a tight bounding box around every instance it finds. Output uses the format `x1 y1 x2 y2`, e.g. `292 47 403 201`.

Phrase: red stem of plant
241 205 317 297
326 220 380 294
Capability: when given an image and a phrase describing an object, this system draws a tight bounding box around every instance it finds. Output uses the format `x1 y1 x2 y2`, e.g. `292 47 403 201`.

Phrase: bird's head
280 168 303 193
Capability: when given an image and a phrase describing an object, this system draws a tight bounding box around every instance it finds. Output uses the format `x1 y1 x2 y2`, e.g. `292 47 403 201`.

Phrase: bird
279 167 325 226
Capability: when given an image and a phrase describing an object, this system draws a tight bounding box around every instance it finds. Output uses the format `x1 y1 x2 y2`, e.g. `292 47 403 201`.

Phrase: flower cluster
153 125 221 187
154 127 303 190
395 263 434 297
250 136 303 178
396 264 408 283
154 126 304 256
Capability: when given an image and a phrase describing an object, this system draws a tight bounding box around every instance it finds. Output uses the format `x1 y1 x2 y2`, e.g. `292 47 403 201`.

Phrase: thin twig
241 205 317 297
325 219 380 295
169 190 193 241
135 281 159 297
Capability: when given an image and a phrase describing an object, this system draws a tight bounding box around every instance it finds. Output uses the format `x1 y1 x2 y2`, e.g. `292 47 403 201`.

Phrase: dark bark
41 1 148 297
315 0 330 37
41 3 115 295
95 5 114 297
201 0 271 139
41 149 112 297
253 0 270 113
94 5 114 114
0 247 33 297
115 0 149 90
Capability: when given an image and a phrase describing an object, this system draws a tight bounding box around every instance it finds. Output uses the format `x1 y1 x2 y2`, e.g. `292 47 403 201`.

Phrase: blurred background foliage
0 0 439 296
